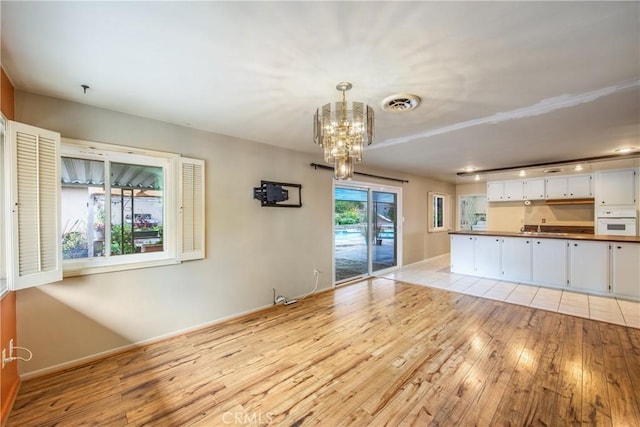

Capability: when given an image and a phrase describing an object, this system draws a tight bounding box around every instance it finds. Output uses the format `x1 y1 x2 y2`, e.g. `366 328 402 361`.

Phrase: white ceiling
2 1 639 183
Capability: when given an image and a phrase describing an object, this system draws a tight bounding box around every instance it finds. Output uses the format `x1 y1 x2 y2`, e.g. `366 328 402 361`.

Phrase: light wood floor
7 277 640 426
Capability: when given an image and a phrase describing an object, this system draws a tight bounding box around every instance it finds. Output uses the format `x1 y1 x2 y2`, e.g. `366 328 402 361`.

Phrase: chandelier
313 82 374 180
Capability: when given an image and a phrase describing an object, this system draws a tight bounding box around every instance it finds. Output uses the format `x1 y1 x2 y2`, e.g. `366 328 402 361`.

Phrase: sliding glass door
334 182 402 284
372 190 398 273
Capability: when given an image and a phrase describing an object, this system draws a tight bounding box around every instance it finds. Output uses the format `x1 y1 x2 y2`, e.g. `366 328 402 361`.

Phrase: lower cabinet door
450 235 475 275
501 237 532 282
474 236 501 278
568 240 609 293
532 239 567 287
612 243 640 299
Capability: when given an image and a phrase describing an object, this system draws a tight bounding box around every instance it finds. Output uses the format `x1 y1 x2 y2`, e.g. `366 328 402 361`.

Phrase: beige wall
487 202 525 232
487 200 594 232
14 91 454 375
524 201 594 227
456 182 485 196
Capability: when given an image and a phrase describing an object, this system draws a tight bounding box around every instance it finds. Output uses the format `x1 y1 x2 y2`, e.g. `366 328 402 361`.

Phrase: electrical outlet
541 218 546 223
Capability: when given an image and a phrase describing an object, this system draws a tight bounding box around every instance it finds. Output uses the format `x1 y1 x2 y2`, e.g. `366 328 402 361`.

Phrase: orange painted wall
0 294 18 425
1 66 19 426
1 68 14 121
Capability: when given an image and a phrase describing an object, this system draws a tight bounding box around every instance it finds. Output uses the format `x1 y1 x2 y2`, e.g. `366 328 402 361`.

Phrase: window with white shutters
179 158 205 261
2 123 205 285
58 138 205 276
7 121 62 289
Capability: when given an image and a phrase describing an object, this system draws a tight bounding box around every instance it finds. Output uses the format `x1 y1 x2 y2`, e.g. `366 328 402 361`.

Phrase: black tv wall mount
253 180 302 208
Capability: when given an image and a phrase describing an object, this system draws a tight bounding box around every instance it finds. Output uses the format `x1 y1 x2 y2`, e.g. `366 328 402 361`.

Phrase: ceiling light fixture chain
313 81 374 180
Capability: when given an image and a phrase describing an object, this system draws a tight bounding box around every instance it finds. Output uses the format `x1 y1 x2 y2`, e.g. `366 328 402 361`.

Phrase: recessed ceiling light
614 146 637 153
474 175 480 181
462 166 476 172
518 170 526 177
574 164 584 171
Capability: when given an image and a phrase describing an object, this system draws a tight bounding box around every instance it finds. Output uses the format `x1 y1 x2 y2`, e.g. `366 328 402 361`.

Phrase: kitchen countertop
449 230 640 243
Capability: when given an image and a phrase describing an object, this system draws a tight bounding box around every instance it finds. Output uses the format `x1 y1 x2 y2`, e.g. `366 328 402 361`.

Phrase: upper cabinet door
595 169 637 206
567 174 592 198
486 181 505 202
503 180 524 201
545 177 568 199
546 174 592 199
6 121 62 289
523 178 545 200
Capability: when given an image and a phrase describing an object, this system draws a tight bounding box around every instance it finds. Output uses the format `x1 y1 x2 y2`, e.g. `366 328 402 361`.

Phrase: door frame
332 180 403 286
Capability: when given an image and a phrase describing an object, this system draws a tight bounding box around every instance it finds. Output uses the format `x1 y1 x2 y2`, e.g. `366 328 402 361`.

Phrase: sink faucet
537 224 541 232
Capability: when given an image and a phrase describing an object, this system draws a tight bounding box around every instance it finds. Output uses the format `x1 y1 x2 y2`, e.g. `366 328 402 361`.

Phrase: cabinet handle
526 240 530 244
617 246 622 249
537 241 541 244
496 239 499 242
574 243 578 247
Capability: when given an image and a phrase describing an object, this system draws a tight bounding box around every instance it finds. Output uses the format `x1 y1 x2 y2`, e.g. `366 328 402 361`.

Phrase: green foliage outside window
110 224 134 255
335 200 364 225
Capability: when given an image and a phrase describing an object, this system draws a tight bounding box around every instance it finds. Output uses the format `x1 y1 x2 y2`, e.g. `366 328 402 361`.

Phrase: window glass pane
110 162 163 255
436 196 444 228
61 157 106 259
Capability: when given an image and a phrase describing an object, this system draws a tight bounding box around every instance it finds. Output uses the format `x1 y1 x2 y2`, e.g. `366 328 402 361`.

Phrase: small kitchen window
429 192 450 232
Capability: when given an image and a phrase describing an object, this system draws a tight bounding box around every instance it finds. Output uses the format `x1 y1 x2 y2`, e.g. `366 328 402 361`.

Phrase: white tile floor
382 254 640 329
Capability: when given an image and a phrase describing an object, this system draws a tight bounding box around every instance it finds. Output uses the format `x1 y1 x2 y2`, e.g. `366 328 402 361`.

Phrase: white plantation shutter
178 157 205 261
8 121 62 289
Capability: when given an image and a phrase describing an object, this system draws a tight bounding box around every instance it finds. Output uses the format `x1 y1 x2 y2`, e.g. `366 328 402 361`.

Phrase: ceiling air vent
381 93 421 112
543 168 563 174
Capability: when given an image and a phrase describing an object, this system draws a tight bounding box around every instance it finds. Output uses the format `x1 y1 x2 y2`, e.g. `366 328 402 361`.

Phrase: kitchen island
449 230 640 300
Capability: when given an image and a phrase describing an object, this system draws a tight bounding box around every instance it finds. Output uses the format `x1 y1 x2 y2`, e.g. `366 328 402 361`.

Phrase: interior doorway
333 181 402 284
458 194 487 231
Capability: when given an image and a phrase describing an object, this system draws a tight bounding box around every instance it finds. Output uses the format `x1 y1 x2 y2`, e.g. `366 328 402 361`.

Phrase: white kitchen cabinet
450 234 475 275
486 181 505 202
450 232 639 298
523 178 545 200
501 237 532 282
545 176 568 199
595 169 637 206
568 174 593 198
532 238 568 287
474 235 501 278
487 180 526 202
611 243 640 299
503 180 524 201
545 174 592 199
568 240 609 293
